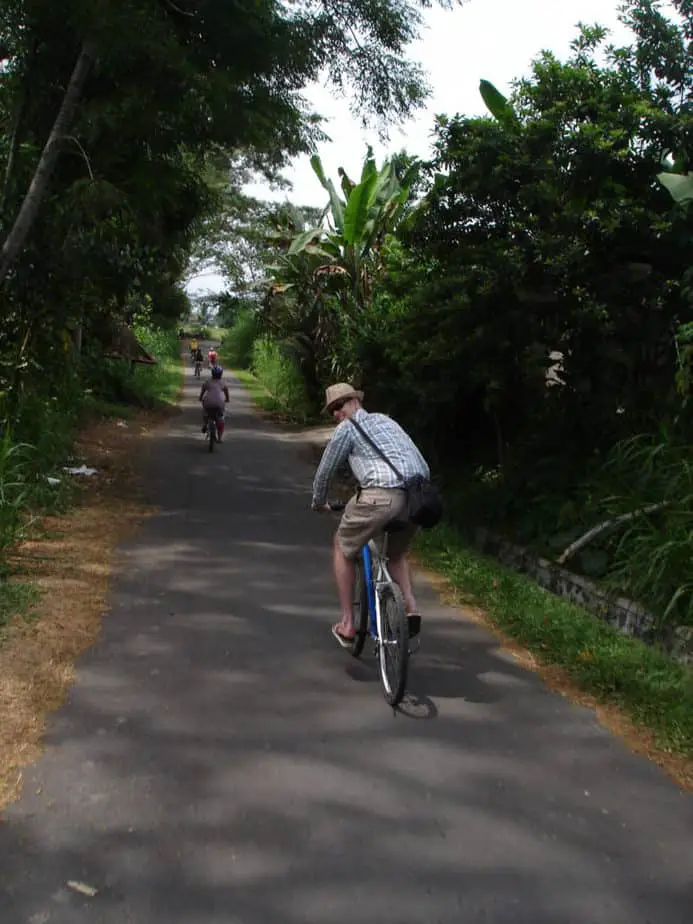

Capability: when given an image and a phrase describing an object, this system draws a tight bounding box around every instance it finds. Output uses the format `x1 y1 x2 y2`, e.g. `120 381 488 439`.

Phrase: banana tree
262 149 418 396
657 170 693 203
259 209 349 398
479 78 520 128
285 147 419 312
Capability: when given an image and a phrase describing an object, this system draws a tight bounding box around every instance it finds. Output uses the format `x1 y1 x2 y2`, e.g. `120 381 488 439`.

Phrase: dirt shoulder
0 408 175 810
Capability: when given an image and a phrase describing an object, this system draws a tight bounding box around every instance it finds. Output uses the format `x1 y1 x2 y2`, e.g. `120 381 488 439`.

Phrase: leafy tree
374 16 693 478
0 0 465 405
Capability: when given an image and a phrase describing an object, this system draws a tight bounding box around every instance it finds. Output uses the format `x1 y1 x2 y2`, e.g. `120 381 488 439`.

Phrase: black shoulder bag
349 417 443 529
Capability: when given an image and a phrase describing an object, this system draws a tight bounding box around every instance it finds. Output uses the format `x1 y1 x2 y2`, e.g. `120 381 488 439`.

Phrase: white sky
188 0 634 294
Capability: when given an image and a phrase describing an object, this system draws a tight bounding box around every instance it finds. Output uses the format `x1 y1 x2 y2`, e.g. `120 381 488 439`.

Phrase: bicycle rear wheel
377 582 408 706
350 555 369 658
208 418 216 452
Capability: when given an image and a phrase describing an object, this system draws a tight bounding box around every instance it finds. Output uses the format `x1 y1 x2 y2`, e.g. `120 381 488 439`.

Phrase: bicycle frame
361 534 393 642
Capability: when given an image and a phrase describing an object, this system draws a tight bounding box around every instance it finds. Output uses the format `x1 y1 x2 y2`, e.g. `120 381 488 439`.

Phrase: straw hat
323 382 364 413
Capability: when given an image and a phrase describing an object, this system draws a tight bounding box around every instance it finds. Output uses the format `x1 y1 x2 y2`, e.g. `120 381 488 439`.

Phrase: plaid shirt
312 408 430 506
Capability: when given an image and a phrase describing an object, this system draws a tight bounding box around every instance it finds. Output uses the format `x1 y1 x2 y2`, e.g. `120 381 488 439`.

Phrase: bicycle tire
377 582 408 706
350 555 369 658
208 419 216 452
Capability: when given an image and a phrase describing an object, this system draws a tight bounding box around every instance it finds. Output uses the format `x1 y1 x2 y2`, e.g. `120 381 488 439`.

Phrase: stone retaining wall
474 527 693 666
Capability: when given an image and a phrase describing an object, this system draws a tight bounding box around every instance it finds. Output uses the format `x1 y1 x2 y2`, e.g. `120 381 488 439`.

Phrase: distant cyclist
193 346 204 377
208 347 218 367
199 364 229 440
190 337 198 360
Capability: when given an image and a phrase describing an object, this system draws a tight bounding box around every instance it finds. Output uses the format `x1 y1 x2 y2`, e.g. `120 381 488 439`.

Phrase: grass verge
233 367 321 426
0 333 182 809
415 522 693 785
0 411 160 810
233 368 277 414
0 333 182 628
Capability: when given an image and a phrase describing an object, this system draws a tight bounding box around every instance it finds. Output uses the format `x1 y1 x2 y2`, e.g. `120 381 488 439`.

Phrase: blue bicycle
330 501 412 706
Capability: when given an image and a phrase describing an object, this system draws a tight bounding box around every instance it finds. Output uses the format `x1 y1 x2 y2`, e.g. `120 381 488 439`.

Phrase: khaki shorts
336 488 416 561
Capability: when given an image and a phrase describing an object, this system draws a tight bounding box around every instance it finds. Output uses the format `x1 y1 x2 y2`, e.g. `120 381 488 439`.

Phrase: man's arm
311 424 353 507
223 385 230 402
199 382 207 400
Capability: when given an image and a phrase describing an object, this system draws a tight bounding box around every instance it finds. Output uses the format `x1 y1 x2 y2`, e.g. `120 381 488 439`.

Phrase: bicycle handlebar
328 501 346 512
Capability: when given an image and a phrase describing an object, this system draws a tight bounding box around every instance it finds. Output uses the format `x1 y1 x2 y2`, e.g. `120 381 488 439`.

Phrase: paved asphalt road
1 360 692 923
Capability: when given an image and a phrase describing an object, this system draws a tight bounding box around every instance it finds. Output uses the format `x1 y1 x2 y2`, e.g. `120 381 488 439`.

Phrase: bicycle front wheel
377 582 408 706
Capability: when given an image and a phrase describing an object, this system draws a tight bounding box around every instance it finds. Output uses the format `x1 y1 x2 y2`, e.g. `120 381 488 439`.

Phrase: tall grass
594 435 693 636
223 309 258 369
132 325 183 405
251 336 313 422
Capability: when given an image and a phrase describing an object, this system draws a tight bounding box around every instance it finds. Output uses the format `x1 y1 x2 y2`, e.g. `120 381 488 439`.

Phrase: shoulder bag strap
349 416 405 482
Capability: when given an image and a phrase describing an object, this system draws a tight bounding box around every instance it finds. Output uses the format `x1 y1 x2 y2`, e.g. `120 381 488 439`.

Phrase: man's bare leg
333 533 356 636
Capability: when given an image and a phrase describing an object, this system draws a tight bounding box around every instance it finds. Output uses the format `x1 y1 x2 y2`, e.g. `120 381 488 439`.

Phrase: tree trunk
0 40 38 221
0 38 97 286
556 501 671 566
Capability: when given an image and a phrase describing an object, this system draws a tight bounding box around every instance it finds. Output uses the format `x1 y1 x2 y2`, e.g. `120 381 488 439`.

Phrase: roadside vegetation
0 318 181 635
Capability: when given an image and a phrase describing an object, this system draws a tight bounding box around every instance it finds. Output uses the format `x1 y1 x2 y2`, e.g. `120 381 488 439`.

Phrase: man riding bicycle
311 382 429 647
199 365 229 440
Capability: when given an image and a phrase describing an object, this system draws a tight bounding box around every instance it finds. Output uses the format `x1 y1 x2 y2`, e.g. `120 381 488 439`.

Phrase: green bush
251 336 312 422
132 325 182 406
223 309 259 369
82 326 181 410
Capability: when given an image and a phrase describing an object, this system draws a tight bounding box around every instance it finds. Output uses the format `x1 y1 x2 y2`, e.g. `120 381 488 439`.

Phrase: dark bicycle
205 409 224 452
